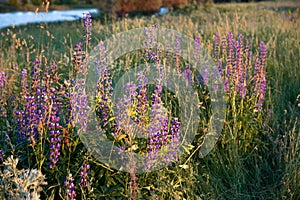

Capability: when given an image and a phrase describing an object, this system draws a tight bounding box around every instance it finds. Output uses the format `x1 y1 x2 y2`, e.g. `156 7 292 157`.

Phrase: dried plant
0 156 47 200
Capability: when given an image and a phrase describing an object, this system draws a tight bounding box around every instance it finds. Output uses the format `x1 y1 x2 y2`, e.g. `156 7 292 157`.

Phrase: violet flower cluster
0 71 7 118
83 12 92 46
15 60 64 169
96 42 113 129
136 71 149 130
143 26 161 64
44 61 63 169
112 78 181 170
0 71 5 88
164 118 181 164
64 174 76 200
214 32 268 111
114 82 138 136
47 84 62 169
0 149 3 162
144 84 181 170
254 41 267 111
80 162 90 188
71 41 89 133
145 84 165 169
15 60 42 144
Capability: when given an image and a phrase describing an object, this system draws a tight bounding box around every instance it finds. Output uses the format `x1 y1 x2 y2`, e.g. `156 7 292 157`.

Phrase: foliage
0 156 47 200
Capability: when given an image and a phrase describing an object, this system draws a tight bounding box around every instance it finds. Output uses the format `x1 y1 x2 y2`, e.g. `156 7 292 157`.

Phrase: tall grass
0 1 299 199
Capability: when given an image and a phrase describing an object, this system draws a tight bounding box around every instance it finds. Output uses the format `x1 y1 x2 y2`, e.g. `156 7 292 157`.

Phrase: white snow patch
158 7 169 15
0 8 99 29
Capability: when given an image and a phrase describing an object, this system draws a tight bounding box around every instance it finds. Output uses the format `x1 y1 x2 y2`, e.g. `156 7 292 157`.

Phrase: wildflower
48 101 62 169
226 32 234 89
143 27 161 64
83 12 92 46
213 32 220 58
73 42 84 73
96 42 112 128
64 174 76 200
20 60 42 144
0 150 3 162
233 36 244 97
136 71 149 130
164 118 180 164
114 82 137 134
175 34 181 71
145 84 166 170
254 41 267 111
0 71 6 88
80 163 90 188
73 79 88 132
182 66 193 87
0 71 7 117
202 62 209 85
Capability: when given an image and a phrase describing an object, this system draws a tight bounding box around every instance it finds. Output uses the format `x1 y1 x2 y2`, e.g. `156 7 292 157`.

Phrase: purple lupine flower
136 71 149 131
174 34 181 71
114 82 137 135
226 32 234 88
19 60 42 144
237 36 247 99
244 38 251 65
165 42 173 61
64 174 76 200
237 35 245 98
202 62 209 85
49 114 62 169
0 72 7 117
80 162 90 188
16 63 36 143
73 79 88 132
143 27 161 64
221 36 227 56
35 60 63 169
83 12 92 46
145 84 165 170
212 69 219 92
214 32 220 58
0 71 6 88
15 110 26 142
255 41 267 111
48 86 62 169
217 59 223 76
233 37 243 95
244 38 252 85
164 118 180 164
182 66 193 87
96 42 112 128
73 42 84 73
0 149 3 162
31 60 45 122
194 36 201 66
71 42 89 133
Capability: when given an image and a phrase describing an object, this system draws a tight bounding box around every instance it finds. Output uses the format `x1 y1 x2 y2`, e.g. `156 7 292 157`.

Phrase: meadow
0 1 299 199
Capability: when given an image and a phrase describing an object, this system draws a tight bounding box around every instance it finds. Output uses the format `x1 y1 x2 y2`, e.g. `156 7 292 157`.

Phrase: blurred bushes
31 0 43 5
92 0 162 13
92 0 195 13
163 0 188 9
7 0 18 6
